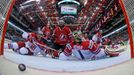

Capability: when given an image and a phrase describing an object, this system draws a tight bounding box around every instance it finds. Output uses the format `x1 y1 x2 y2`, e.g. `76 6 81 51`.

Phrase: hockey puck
18 64 26 71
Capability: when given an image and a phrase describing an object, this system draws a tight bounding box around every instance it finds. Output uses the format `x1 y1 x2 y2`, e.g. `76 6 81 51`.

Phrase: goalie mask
74 37 82 44
58 20 65 27
73 31 82 44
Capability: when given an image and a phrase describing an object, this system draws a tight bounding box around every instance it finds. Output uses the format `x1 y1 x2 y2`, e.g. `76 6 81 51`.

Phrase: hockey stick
105 47 125 53
35 41 57 51
35 42 62 58
113 49 125 53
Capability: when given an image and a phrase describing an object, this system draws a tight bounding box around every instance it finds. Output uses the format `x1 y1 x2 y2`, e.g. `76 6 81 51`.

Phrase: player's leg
19 47 33 55
104 48 119 57
51 43 61 50
44 48 61 58
59 52 71 60
106 51 119 57
93 48 107 59
4 41 25 50
92 48 119 60
40 48 47 57
32 45 42 56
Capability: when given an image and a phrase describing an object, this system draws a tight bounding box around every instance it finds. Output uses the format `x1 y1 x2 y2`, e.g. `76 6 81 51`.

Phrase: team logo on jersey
59 34 66 40
88 40 93 49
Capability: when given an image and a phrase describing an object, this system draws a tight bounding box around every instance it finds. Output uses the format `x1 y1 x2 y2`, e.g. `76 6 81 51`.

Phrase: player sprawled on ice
59 32 119 60
4 32 60 57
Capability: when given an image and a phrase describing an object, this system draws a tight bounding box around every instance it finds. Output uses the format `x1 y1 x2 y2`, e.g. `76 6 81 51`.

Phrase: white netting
0 0 12 55
0 0 12 35
0 18 4 36
123 0 134 42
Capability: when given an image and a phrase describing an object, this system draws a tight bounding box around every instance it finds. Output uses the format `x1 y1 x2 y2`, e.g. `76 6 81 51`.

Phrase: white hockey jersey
59 40 107 60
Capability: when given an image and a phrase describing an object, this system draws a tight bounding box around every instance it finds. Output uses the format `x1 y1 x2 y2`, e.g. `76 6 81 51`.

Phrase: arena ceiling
10 0 124 35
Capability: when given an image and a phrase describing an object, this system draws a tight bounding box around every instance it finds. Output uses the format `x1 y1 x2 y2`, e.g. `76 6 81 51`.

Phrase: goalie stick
111 49 125 53
105 47 125 53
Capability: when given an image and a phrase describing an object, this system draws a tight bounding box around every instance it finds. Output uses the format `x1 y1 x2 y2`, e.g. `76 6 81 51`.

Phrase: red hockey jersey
42 26 51 39
53 26 73 45
63 40 100 56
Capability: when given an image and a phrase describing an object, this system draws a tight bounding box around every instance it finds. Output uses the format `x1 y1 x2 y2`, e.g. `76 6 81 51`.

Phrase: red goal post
0 0 15 55
119 0 134 58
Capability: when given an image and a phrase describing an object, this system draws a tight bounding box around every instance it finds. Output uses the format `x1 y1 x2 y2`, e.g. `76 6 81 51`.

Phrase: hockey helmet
58 20 65 26
22 32 29 39
73 31 82 43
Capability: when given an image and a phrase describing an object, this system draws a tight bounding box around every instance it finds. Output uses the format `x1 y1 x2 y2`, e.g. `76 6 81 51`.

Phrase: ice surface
3 45 131 72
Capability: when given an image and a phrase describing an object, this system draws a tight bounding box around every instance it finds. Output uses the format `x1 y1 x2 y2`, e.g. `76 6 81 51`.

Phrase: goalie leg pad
59 52 70 60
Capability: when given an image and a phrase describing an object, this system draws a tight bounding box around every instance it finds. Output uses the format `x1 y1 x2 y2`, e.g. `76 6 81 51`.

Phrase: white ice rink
3 43 131 72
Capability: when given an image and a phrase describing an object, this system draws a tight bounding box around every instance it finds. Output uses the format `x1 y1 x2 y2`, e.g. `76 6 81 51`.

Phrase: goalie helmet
73 31 82 44
22 32 29 39
58 20 65 26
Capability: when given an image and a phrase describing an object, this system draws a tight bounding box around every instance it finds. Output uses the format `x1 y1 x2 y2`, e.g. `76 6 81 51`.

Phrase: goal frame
0 0 16 55
0 0 134 58
119 0 134 58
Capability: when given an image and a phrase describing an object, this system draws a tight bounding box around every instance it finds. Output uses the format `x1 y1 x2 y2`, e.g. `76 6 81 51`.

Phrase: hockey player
40 22 52 45
4 32 60 58
59 32 119 60
4 41 33 55
92 30 103 46
52 20 73 51
42 22 51 40
4 32 47 56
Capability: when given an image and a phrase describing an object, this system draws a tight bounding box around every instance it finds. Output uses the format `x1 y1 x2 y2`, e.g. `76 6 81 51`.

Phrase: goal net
122 0 134 57
0 0 12 55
